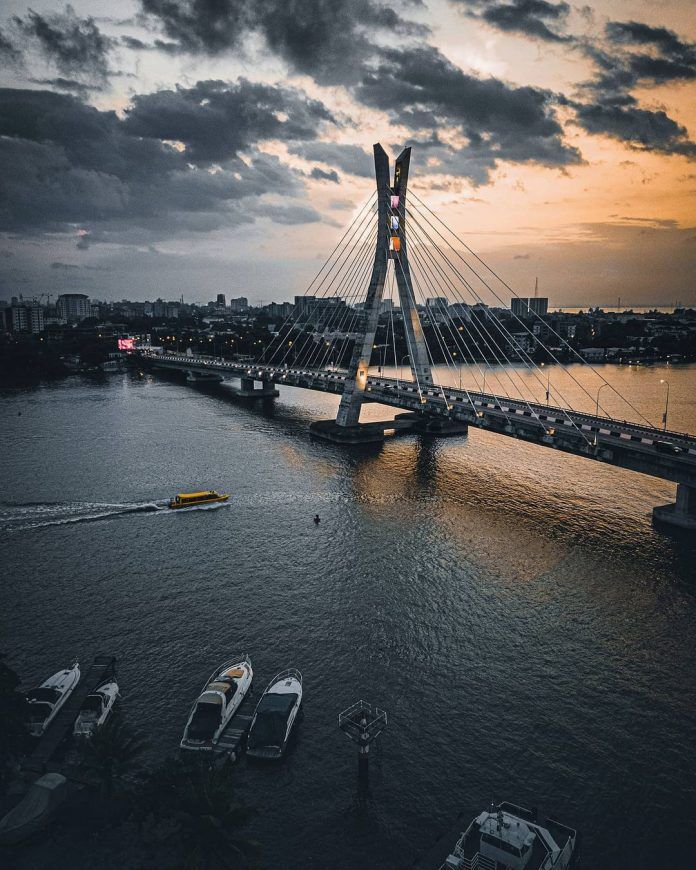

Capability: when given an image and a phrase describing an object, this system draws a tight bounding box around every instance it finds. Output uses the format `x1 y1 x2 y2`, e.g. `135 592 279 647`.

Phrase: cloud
29 77 102 95
51 261 80 270
355 45 582 183
0 85 337 241
139 0 428 84
572 100 696 158
0 26 22 63
310 167 340 183
289 142 373 177
13 5 115 83
123 79 335 164
513 253 530 259
452 0 571 43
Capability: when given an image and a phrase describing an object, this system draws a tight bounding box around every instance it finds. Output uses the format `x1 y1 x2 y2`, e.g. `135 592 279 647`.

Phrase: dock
212 714 253 760
23 656 117 775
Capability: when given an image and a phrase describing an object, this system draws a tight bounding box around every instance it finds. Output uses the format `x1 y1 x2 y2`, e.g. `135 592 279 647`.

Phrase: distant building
265 301 294 319
7 301 44 333
229 296 248 312
216 293 226 307
295 295 316 315
511 297 548 318
426 297 448 311
57 293 90 322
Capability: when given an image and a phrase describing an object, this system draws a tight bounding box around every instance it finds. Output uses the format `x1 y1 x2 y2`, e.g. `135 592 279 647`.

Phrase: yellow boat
168 490 230 509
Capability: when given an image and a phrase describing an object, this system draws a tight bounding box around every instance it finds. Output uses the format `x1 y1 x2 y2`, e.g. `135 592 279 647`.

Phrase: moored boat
73 681 119 737
247 668 302 760
168 490 229 509
26 663 81 737
180 656 253 750
439 801 577 870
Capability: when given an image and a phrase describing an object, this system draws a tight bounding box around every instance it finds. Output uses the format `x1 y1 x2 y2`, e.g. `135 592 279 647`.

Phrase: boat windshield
248 693 298 750
27 687 61 704
27 702 53 723
187 702 222 741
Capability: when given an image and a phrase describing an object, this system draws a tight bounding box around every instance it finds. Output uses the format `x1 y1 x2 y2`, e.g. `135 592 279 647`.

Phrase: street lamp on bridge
660 379 670 431
595 382 610 417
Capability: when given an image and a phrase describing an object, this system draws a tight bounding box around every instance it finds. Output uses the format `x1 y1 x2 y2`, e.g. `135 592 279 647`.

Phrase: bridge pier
653 483 696 530
227 376 279 398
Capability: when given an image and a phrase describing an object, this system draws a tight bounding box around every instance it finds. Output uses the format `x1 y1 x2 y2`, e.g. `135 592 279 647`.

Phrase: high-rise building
229 296 248 312
57 293 90 322
216 293 226 307
511 297 548 318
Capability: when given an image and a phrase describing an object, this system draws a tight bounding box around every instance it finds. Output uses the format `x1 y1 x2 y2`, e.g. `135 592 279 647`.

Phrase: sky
0 0 694 307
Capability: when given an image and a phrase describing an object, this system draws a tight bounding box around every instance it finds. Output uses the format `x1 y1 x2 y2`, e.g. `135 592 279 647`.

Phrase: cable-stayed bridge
139 144 696 530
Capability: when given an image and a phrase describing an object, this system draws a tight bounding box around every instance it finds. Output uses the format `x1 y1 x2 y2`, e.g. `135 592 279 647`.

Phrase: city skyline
0 0 694 305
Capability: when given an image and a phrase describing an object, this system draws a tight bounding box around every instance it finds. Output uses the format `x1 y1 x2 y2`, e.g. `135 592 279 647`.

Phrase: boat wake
0 500 167 532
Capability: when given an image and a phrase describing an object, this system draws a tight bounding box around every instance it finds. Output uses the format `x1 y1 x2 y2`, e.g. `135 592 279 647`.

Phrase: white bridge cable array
403 202 595 442
408 188 657 429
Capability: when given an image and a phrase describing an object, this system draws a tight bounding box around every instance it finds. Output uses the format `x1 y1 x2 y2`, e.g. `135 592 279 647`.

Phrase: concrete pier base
394 412 469 437
310 413 469 444
226 377 279 398
653 483 696 530
186 370 224 383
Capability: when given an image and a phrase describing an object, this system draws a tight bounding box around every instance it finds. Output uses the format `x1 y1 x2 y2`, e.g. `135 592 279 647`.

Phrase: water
1 364 696 869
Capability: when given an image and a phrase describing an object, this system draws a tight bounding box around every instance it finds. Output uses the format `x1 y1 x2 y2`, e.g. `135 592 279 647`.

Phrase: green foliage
78 715 149 795
0 652 30 788
135 756 259 869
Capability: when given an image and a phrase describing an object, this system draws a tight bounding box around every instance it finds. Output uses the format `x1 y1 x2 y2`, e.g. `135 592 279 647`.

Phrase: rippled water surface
2 364 696 869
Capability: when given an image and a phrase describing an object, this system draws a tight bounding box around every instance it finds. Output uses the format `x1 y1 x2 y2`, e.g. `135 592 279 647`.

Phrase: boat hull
168 495 229 509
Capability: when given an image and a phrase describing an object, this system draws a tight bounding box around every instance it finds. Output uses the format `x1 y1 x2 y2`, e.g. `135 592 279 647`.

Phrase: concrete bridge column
232 376 279 398
653 483 696 530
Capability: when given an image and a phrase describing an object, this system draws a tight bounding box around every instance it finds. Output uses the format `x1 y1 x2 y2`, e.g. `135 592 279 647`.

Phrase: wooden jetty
23 656 117 775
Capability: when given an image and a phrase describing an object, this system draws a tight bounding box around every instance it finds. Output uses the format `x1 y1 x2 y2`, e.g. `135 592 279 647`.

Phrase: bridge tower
316 143 433 441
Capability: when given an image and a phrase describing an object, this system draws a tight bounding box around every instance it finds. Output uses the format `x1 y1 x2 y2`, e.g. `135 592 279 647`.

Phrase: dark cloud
139 0 428 84
310 167 340 183
355 45 582 183
13 6 115 82
573 100 696 158
452 0 570 43
51 261 80 270
0 26 22 63
0 85 336 241
123 79 335 164
29 77 102 95
289 142 372 177
253 203 324 224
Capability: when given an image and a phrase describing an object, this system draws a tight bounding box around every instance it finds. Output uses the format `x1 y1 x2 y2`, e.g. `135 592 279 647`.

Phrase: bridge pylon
311 143 438 444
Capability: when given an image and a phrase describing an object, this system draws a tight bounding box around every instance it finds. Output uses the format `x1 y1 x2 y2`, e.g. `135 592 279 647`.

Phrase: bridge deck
141 352 696 486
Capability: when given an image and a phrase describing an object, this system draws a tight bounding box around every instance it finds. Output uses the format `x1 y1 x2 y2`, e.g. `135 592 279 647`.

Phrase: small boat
73 681 119 737
439 801 578 870
26 663 80 737
168 490 229 509
247 668 302 760
180 656 253 750
0 773 67 845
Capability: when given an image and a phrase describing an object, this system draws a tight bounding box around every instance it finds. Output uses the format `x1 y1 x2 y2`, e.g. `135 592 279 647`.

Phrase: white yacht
180 656 253 750
247 668 302 760
73 681 119 737
26 663 81 737
440 802 577 870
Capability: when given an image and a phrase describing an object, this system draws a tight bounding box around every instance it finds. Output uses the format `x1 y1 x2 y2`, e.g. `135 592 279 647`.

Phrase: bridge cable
409 189 656 428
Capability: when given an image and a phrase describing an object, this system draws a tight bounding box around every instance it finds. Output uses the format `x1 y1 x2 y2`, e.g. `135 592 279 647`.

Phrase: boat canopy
27 702 53 723
178 491 217 499
248 693 298 750
27 688 61 704
207 679 238 697
81 694 104 713
188 701 222 741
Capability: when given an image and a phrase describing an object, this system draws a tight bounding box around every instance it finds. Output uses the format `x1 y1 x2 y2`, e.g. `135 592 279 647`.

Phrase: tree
135 756 259 869
78 715 149 795
0 652 30 788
